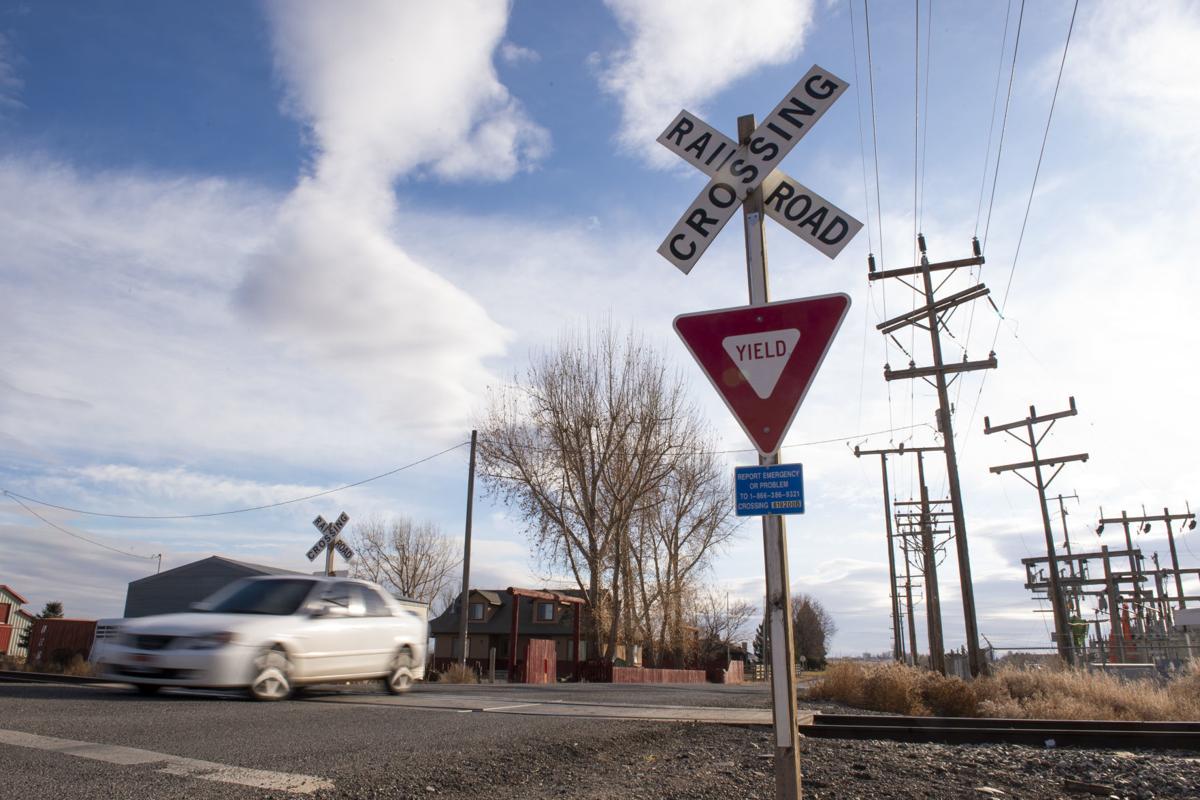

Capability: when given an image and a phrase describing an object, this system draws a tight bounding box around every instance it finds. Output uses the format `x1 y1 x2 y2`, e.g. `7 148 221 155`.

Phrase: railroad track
0 669 111 686
799 712 1200 750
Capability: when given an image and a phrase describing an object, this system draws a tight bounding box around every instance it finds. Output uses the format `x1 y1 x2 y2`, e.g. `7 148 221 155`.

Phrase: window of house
536 602 555 622
469 602 485 621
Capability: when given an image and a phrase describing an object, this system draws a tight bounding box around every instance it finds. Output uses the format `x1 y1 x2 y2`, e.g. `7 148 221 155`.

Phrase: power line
981 0 1027 253
4 492 159 561
991 0 1080 346
863 0 886 280
962 0 1080 456
917 0 932 233
975 0 1015 237
1 440 470 520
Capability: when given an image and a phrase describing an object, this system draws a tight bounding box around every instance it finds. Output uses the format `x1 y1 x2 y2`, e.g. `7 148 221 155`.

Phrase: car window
323 582 365 617
207 579 316 616
360 586 393 617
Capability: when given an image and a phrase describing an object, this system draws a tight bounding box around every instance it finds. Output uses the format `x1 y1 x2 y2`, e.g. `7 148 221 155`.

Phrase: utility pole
897 517 919 665
457 430 478 668
868 235 995 676
915 452 945 675
985 397 1088 665
1052 493 1080 614
1099 505 1196 610
1101 545 1127 662
738 114 801 799
855 443 940 663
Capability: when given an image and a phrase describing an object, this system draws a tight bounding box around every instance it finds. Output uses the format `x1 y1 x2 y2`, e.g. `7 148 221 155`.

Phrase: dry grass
806 661 1200 721
436 663 480 684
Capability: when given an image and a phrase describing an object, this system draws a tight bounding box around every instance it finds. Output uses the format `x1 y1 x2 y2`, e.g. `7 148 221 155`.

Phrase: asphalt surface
0 678 774 799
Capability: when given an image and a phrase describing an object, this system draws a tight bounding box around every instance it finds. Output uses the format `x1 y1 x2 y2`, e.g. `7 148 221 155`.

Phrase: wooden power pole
855 442 943 666
457 430 478 668
985 397 1088 665
868 235 995 676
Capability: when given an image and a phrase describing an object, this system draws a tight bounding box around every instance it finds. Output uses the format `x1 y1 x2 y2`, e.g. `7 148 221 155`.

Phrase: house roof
128 555 300 587
0 584 29 604
429 588 586 636
15 609 34 619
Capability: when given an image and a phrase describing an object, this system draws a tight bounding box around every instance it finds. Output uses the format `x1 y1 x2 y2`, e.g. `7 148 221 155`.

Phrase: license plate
132 653 157 664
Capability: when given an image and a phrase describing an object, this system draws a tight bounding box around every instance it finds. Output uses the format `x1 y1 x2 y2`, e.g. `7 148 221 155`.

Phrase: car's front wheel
386 648 415 695
248 646 292 701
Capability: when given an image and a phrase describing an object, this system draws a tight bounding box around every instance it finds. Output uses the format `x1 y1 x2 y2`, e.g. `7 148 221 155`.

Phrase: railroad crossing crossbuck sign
307 511 354 562
657 64 863 273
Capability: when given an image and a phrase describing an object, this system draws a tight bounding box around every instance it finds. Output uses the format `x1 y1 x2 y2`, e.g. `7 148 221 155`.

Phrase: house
0 584 34 658
123 556 301 618
430 587 601 678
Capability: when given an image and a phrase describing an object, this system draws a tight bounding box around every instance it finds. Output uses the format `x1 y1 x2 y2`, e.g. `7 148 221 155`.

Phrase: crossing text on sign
657 65 850 273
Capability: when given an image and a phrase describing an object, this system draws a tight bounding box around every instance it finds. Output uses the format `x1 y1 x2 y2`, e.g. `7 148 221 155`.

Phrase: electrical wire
0 424 936 522
975 0 1015 238
990 0 1080 350
4 492 159 561
1 440 470 520
980 0 1027 254
917 0 932 234
962 0 1079 455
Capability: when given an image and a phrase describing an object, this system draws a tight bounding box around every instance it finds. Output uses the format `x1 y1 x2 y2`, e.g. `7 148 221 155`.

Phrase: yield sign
674 294 851 455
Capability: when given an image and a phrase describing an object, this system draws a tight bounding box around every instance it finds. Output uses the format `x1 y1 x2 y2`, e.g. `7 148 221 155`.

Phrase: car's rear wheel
386 648 415 695
133 683 161 696
248 647 292 701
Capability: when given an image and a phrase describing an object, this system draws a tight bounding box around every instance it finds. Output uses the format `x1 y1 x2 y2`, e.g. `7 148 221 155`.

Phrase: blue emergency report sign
734 463 805 517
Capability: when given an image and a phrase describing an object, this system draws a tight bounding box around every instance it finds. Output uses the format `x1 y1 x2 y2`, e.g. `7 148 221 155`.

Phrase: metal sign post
739 113 801 797
658 66 857 800
307 511 353 576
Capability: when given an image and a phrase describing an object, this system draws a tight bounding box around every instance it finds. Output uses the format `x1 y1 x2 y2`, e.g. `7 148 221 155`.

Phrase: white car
100 575 426 700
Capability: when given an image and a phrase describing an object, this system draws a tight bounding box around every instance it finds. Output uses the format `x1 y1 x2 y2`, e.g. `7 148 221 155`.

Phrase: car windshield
205 579 316 615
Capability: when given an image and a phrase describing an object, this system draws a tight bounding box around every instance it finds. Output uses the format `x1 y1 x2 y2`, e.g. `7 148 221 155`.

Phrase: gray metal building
123 556 300 618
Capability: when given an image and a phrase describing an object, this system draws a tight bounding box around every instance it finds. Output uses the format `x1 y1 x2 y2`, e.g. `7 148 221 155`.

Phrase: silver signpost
307 511 353 576
658 65 858 800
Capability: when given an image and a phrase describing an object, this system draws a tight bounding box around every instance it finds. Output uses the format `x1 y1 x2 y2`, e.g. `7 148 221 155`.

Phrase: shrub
436 663 479 684
804 661 1200 721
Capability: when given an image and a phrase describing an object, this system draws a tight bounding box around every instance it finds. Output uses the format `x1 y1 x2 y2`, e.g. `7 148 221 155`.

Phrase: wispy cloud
500 41 540 66
596 0 815 166
1067 0 1200 160
0 32 23 112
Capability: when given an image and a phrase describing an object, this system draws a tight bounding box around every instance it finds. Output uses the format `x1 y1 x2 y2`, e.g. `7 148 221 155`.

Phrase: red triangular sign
674 293 851 455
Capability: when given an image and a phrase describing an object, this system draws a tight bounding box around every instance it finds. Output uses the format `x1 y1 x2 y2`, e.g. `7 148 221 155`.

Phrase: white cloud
233 1 554 433
1067 0 1200 160
263 0 548 187
597 0 815 166
500 41 540 66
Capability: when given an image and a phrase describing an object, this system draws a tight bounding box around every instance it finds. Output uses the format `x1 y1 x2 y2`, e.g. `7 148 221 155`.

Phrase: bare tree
478 321 734 658
792 593 837 668
693 590 757 657
349 515 460 606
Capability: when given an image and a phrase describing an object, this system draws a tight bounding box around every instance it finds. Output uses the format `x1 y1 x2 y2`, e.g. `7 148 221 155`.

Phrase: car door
296 581 366 680
357 584 402 674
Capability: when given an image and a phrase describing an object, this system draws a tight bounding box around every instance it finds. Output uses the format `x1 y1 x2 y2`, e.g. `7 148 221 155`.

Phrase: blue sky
1 0 1197 657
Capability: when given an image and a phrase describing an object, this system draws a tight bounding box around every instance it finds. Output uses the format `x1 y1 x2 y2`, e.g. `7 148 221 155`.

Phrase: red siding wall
612 666 707 684
28 619 96 666
521 639 557 684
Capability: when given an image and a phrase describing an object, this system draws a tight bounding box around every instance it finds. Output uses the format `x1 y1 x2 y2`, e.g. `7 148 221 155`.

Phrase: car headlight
182 632 238 649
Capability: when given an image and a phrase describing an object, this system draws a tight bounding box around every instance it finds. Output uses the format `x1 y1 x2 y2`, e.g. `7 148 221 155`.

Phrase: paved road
0 678 775 799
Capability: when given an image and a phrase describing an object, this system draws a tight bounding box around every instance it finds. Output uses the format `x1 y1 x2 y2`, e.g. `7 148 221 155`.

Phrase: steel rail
800 713 1200 750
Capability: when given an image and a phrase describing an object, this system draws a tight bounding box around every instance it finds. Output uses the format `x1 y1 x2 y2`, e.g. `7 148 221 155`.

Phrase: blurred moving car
99 575 426 700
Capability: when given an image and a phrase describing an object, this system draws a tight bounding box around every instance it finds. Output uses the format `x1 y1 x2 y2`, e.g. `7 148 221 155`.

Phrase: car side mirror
309 603 347 618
